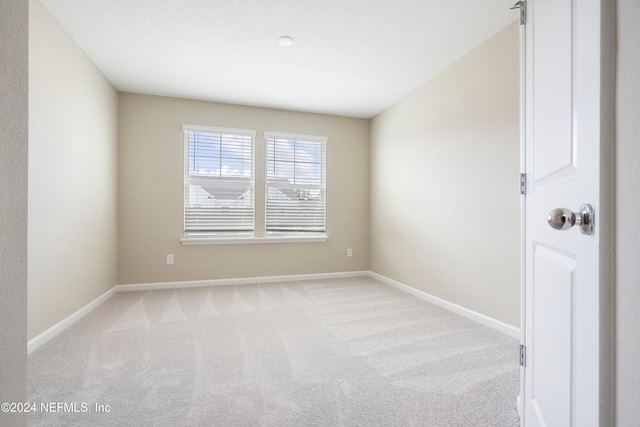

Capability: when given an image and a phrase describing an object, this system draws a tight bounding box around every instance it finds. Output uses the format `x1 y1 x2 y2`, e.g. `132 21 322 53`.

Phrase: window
265 131 327 235
183 125 255 237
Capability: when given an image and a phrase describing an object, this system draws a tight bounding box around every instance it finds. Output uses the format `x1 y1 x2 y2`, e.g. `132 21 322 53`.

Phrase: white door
521 0 613 426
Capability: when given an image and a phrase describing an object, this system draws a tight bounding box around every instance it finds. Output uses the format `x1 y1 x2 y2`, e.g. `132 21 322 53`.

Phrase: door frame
517 0 616 424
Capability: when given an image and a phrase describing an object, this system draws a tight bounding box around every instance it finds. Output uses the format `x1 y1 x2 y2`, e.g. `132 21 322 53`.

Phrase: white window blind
183 125 255 236
265 131 327 235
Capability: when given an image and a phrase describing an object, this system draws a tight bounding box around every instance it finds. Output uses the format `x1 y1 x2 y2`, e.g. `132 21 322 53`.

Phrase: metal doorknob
547 204 594 235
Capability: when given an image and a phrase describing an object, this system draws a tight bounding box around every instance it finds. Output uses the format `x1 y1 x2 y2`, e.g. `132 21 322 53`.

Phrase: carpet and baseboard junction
28 274 520 426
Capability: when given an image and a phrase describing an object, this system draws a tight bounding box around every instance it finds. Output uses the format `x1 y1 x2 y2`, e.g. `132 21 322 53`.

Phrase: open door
519 0 614 425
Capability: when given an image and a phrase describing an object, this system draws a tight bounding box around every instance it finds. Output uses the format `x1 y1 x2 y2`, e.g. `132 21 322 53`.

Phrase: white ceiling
39 0 517 119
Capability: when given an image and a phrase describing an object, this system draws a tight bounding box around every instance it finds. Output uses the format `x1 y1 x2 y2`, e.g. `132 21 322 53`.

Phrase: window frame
179 126 329 245
264 131 328 237
181 124 256 241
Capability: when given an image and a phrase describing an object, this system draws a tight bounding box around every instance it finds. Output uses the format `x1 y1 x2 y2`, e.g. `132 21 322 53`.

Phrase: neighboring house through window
265 131 327 236
183 125 255 238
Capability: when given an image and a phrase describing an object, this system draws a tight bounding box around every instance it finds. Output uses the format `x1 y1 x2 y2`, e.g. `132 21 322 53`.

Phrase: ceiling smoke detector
278 35 294 47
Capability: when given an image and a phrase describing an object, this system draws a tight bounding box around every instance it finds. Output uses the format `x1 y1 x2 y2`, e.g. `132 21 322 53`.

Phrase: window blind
265 131 327 234
183 125 255 236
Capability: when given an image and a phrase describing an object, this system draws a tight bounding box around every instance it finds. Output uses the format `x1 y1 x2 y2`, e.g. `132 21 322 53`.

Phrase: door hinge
520 344 526 367
520 173 526 195
511 0 527 25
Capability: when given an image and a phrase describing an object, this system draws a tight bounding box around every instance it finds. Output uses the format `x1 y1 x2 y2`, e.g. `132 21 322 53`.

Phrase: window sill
180 235 329 245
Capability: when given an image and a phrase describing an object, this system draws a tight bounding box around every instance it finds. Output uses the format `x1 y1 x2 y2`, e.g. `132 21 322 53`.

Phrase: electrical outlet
347 248 353 258
166 254 174 265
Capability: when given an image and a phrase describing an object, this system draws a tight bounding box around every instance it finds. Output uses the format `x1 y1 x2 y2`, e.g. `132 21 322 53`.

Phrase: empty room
2 0 638 426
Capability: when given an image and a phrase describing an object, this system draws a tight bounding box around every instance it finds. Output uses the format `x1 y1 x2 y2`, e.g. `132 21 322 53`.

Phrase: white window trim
180 235 329 245
263 130 328 144
182 124 256 137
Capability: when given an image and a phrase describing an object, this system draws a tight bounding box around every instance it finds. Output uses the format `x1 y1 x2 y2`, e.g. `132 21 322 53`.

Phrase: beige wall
0 0 28 423
118 94 369 284
28 0 119 339
616 0 640 423
369 22 520 327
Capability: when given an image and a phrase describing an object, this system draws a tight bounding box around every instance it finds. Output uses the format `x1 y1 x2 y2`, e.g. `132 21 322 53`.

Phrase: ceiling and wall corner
37 0 516 119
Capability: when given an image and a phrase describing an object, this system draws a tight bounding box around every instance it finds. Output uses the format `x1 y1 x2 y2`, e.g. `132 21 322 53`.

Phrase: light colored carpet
28 277 520 426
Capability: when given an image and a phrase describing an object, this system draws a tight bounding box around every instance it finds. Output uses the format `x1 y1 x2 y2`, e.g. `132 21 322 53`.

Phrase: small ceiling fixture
278 35 294 47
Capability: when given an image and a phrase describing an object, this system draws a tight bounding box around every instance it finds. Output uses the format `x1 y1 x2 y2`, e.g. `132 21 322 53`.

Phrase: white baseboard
368 272 520 339
116 270 370 292
28 269 518 354
27 286 117 355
